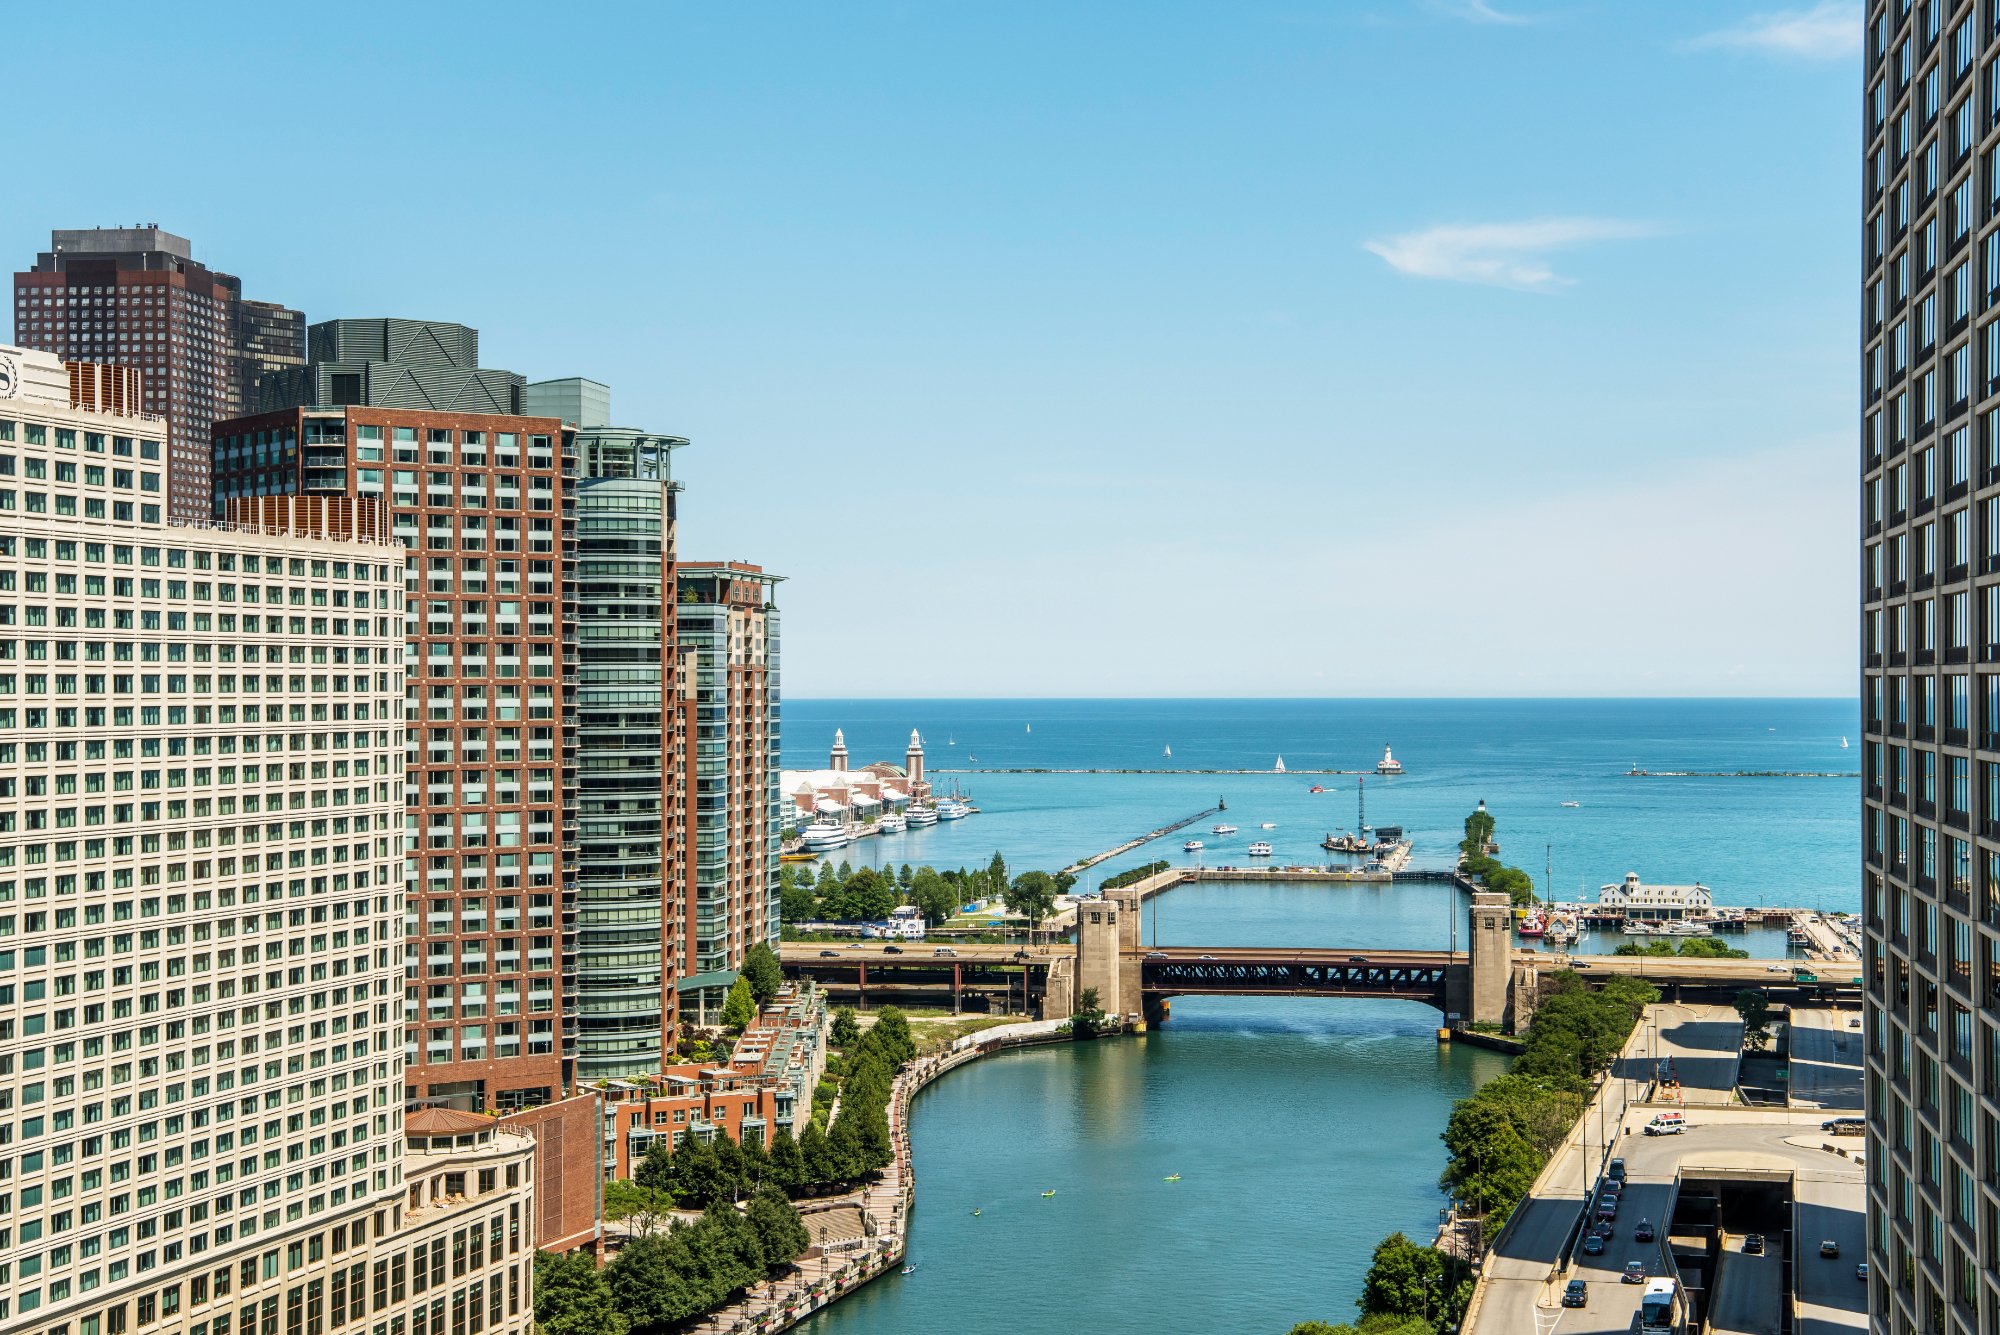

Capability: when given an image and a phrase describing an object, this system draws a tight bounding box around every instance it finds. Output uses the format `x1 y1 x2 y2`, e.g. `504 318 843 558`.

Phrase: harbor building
0 344 475 1333
676 562 783 1022
780 730 932 833
569 384 690 1079
1859 5 2000 1333
11 226 303 522
209 327 602 1254
1593 872 1713 922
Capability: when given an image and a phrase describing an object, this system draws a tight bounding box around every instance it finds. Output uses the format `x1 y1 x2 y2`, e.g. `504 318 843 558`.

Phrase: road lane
1786 1007 1864 1111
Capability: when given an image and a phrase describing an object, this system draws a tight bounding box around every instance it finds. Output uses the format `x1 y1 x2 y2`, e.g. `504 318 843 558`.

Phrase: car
1856 1262 1869 1281
818 949 839 957
1145 951 1169 960
1767 963 1789 972
1623 1261 1647 1284
845 943 864 950
1572 960 1592 970
1596 1198 1618 1220
1606 1157 1627 1183
1561 1280 1587 1308
1822 1116 1865 1136
882 945 903 954
933 946 957 957
1634 1220 1655 1242
1199 954 1216 960
1848 1016 1863 1028
1589 1221 1613 1239
1014 949 1033 960
1601 1176 1623 1195
1581 1234 1605 1256
1644 1121 1686 1136
1744 1233 1765 1255
1347 955 1370 964
1820 1240 1841 1258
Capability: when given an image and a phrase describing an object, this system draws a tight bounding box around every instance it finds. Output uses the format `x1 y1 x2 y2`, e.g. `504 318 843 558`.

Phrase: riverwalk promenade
684 1019 1068 1335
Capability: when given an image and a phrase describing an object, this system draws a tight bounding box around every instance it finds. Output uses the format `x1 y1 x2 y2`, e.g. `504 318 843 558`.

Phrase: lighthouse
905 729 925 786
830 728 849 773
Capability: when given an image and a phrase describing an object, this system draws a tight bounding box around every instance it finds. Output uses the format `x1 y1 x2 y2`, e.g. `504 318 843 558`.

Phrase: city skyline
0 1 1863 697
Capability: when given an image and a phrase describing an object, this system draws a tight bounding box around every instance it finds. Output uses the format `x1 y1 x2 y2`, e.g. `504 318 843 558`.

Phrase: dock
934 767 1376 776
1622 769 1858 779
1062 805 1221 876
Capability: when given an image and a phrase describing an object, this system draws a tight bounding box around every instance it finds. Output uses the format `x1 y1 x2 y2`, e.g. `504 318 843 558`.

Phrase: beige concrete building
0 344 533 1335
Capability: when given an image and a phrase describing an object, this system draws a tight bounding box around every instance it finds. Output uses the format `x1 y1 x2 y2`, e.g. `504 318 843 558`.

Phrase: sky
2 0 1862 698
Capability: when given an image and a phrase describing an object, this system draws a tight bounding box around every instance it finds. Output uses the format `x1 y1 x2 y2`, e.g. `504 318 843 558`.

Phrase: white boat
1375 746 1403 775
905 806 940 827
1246 841 1273 856
936 800 969 821
1183 839 1204 852
1560 801 1580 808
1275 756 1286 772
876 812 908 834
800 820 850 852
1260 822 1277 829
1212 823 1238 836
1840 736 1849 748
1164 744 1172 758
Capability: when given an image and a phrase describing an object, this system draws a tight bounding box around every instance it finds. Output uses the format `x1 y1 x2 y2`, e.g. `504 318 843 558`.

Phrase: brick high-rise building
1861 4 2000 1332
11 226 301 522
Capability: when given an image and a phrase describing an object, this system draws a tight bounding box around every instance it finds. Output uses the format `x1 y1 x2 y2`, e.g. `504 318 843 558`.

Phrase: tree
815 861 837 897
632 1141 675 1194
604 1233 699 1335
1675 936 1749 959
535 1250 628 1335
799 1120 839 1189
898 862 914 888
1357 1232 1446 1322
908 867 959 926
987 851 1009 896
1734 989 1774 1049
1287 1325 1343 1335
746 1185 811 1274
1070 986 1108 1039
721 976 756 1031
1485 866 1537 906
601 1179 674 1236
1005 871 1059 938
742 942 785 1005
779 877 817 928
665 1135 734 1209
767 1126 807 1194
830 1006 860 1047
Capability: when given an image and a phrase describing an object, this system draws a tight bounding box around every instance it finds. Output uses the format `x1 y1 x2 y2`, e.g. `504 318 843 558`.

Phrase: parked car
1820 1240 1841 1258
1581 1234 1606 1256
818 949 839 957
1623 1261 1647 1284
1744 1234 1765 1255
1634 1220 1655 1242
1562 1280 1588 1308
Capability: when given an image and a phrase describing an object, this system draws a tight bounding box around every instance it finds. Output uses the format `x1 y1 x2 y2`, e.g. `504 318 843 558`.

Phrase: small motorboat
1246 842 1273 856
1183 839 1204 852
1260 822 1277 829
1041 1190 1057 1198
970 1208 981 1216
1212 823 1238 836
1163 1174 1181 1182
1309 784 1325 794
1561 801 1580 809
901 1263 918 1276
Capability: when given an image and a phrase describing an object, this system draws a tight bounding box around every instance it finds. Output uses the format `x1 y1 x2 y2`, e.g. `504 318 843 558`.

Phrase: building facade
0 345 426 1333
572 418 686 1080
255 323 524 418
210 402 577 1115
1861 5 2000 1333
10 227 301 522
675 564 782 1022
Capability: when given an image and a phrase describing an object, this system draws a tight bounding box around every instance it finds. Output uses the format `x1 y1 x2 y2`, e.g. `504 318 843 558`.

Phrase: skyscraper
11 227 302 522
675 563 782 1021
1861 5 1994 1332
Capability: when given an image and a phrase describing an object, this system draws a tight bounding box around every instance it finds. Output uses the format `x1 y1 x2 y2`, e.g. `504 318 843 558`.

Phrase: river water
785 699 1855 1332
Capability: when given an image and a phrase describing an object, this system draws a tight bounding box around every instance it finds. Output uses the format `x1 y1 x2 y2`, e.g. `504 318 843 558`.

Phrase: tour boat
876 812 908 834
936 800 969 821
1183 839 1204 852
1321 830 1370 854
800 820 850 852
1376 745 1403 775
1247 841 1273 856
905 805 940 827
1212 823 1238 836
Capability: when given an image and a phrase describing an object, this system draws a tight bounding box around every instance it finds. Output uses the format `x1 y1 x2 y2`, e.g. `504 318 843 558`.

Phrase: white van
1644 1111 1687 1136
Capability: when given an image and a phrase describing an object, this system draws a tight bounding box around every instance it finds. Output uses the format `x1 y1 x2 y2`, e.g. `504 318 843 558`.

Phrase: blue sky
4 0 1860 697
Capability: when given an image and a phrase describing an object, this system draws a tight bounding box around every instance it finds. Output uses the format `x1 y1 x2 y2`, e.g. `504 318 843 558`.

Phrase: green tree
815 862 837 897
1613 940 1676 957
830 1006 860 1047
632 1141 674 1194
603 1232 699 1335
1485 866 1537 906
741 942 785 1005
869 1006 916 1064
987 851 1009 895
746 1185 811 1274
779 876 818 928
767 1126 807 1194
721 976 756 1031
601 1179 674 1235
665 1135 733 1209
908 867 959 926
898 862 915 888
1734 988 1774 1050
1070 986 1108 1039
1005 871 1059 938
1357 1232 1447 1322
534 1250 628 1335
799 1120 839 1189
835 867 897 922
1286 1325 1343 1335
1676 936 1749 959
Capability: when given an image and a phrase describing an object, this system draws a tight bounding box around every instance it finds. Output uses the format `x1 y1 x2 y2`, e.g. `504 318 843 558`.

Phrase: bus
1639 1278 1684 1335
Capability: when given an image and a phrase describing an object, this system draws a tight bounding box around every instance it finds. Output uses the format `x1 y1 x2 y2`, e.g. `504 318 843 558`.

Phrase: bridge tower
1465 890 1514 1029
1076 898 1126 1022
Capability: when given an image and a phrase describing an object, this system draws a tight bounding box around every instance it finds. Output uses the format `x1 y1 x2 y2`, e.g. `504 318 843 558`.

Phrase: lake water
784 699 1856 1332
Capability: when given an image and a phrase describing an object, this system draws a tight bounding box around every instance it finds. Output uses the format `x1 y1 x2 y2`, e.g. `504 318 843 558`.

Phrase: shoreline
688 1018 1072 1334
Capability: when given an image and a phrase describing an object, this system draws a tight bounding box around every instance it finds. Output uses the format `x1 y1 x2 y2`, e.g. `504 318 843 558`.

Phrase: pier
934 766 1371 776
1622 768 1858 779
1061 805 1221 876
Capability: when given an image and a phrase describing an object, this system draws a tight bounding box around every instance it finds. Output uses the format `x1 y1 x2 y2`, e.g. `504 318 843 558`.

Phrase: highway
1709 1245 1783 1335
1569 954 1862 988
1795 1174 1868 1335
1638 1002 1745 1105
1787 1006 1864 1110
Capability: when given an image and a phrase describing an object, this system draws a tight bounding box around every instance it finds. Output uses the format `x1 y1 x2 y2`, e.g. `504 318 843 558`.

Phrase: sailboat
948 735 955 746
1275 756 1286 773
1841 736 1849 748
1026 723 1032 734
1164 744 1172 759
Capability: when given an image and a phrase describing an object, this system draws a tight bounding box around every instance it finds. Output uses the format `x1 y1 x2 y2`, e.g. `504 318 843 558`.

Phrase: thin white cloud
1363 217 1658 290
1683 1 1860 60
1428 0 1539 23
